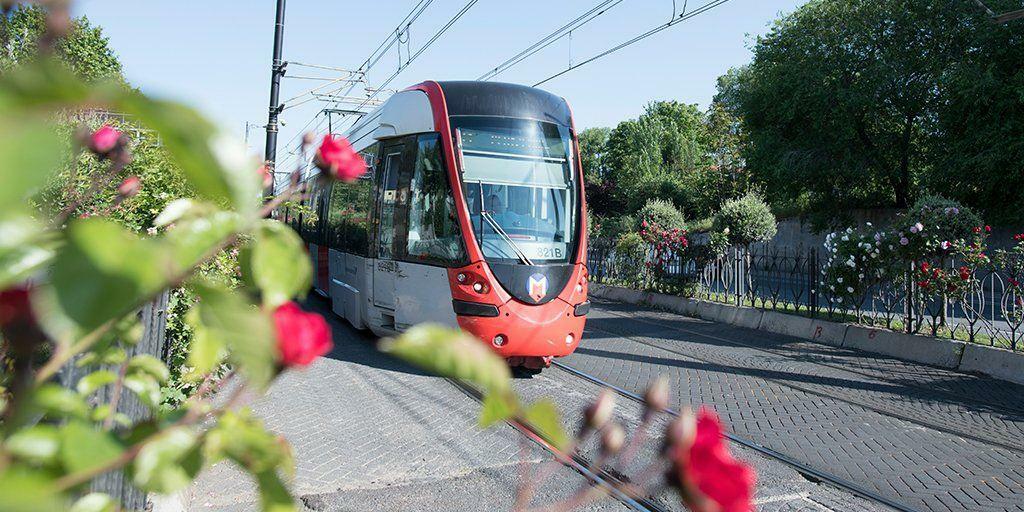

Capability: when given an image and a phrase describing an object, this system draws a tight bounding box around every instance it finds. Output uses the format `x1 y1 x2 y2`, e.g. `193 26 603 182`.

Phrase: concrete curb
959 343 1024 384
589 283 1022 385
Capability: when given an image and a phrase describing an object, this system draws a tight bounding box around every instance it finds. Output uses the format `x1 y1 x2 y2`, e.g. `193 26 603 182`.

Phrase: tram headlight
457 273 467 283
492 334 508 347
472 282 488 294
565 333 575 346
575 284 584 293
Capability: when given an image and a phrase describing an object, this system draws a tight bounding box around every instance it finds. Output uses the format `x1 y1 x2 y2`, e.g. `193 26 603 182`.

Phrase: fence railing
587 240 1024 352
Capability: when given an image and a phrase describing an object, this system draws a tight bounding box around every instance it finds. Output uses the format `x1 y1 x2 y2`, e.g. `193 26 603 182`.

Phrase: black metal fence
587 240 1024 352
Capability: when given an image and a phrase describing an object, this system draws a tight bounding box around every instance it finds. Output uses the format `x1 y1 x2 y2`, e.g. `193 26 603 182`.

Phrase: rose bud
644 375 670 419
118 176 141 197
313 135 367 182
272 301 333 367
600 423 625 456
88 125 125 159
583 389 616 431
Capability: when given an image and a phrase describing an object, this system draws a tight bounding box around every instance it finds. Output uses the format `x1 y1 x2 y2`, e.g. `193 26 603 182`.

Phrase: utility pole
264 0 287 198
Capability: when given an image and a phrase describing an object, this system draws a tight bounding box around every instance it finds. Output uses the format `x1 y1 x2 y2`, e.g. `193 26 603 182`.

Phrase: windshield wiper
482 211 534 266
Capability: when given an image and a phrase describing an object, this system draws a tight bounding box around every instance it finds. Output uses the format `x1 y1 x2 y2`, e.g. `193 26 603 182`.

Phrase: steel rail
549 360 922 512
445 378 671 512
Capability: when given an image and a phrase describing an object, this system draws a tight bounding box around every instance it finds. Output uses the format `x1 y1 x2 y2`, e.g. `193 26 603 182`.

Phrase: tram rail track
586 313 1024 455
445 377 673 512
549 360 922 512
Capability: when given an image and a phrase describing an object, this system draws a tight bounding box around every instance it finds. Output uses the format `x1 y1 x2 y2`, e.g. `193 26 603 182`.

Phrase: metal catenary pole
264 0 287 198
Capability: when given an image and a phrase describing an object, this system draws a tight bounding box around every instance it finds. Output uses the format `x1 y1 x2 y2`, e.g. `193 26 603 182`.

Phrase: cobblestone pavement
510 364 887 512
179 298 624 512
560 299 1024 511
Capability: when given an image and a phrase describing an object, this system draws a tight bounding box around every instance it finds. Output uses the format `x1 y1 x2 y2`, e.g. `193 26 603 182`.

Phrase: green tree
1 5 124 82
578 127 611 185
604 101 707 212
731 0 1016 223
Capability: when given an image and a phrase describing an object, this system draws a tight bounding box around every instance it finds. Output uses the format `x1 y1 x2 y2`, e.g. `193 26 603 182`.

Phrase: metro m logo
527 273 548 302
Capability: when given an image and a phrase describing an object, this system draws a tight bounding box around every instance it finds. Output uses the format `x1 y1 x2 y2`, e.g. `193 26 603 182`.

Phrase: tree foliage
730 0 1024 224
1 5 124 82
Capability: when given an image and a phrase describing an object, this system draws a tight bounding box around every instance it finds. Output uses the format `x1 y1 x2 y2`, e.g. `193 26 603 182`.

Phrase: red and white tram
282 81 589 372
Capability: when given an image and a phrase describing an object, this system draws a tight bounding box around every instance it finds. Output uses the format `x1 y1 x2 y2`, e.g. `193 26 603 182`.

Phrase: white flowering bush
820 225 900 306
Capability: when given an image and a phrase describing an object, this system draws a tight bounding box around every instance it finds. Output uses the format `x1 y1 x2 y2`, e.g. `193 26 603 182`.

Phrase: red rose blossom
88 125 123 159
118 176 141 197
671 408 755 512
259 164 273 189
272 302 332 367
313 135 366 182
0 287 33 329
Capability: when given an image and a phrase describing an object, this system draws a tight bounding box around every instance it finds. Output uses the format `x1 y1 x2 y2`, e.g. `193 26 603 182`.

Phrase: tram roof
436 81 573 128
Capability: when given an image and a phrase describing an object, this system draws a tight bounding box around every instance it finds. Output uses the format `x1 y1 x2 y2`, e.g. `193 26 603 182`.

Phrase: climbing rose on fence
670 407 756 512
314 134 367 182
273 301 333 367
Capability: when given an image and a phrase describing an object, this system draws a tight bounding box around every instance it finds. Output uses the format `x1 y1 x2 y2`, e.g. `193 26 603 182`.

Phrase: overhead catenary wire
532 0 734 87
477 0 625 81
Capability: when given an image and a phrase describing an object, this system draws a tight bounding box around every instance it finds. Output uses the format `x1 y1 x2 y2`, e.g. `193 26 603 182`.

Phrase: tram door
372 141 409 310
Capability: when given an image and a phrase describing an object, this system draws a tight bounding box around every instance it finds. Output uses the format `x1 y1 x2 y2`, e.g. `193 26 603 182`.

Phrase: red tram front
284 80 588 373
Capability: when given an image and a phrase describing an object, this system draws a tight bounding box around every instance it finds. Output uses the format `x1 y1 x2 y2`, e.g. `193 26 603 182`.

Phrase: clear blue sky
74 0 804 165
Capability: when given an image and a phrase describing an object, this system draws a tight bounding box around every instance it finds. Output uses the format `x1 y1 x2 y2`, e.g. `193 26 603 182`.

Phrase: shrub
615 231 649 287
892 195 983 260
712 191 777 246
637 198 686 233
600 214 637 240
821 226 901 306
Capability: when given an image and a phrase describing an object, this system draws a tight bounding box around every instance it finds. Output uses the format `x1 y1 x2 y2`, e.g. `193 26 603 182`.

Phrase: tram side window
406 134 465 265
325 173 373 256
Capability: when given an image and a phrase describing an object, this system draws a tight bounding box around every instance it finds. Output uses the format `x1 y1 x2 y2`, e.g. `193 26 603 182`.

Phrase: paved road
175 297 882 511
565 299 1024 511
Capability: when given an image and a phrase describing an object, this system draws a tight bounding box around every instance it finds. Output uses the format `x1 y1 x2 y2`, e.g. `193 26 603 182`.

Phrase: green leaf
130 427 202 494
380 324 511 393
49 219 170 335
184 309 226 379
248 220 312 308
75 370 118 396
193 283 278 389
479 391 518 428
69 493 116 512
521 400 568 451
163 210 240 272
32 384 90 420
0 468 63 512
205 410 294 480
153 199 197 227
0 116 65 218
59 422 124 474
0 215 59 289
255 470 296 512
124 373 162 409
115 93 260 216
128 354 170 383
5 425 60 465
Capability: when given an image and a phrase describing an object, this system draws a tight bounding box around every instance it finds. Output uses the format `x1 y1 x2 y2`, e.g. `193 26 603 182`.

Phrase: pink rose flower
118 176 141 197
272 302 333 367
88 125 124 159
313 135 367 182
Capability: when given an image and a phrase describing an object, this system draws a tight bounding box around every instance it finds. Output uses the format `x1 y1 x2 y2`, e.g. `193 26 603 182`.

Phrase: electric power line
532 0 734 87
478 0 625 81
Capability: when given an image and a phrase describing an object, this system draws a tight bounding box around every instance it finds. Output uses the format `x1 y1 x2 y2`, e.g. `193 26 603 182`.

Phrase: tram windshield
455 116 578 265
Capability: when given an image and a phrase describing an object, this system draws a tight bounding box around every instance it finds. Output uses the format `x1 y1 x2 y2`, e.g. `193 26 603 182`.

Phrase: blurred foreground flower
0 286 33 329
313 134 367 182
272 301 332 367
669 408 756 512
87 124 125 159
118 175 141 197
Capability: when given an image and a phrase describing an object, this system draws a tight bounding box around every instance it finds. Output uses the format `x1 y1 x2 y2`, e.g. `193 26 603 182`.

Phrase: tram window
325 173 373 256
406 134 465 265
377 148 404 260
